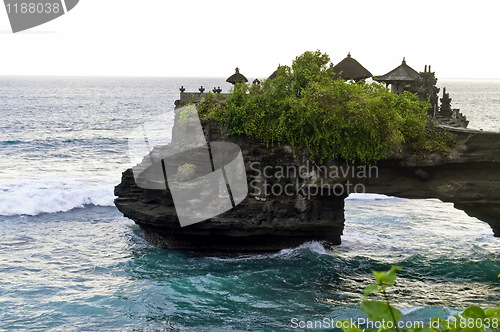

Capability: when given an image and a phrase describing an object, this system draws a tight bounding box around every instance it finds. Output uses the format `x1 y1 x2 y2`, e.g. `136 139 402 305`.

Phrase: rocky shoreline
115 117 346 251
114 107 500 251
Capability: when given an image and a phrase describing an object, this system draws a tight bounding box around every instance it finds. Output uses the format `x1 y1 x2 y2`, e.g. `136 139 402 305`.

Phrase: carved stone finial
235 67 240 74
179 86 185 92
347 52 351 58
402 57 406 64
199 86 205 93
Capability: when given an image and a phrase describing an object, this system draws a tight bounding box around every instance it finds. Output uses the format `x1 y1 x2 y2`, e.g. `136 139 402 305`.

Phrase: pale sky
1 0 499 78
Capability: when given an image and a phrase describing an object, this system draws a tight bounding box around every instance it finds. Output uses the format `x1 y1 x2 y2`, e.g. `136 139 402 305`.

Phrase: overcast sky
1 0 499 78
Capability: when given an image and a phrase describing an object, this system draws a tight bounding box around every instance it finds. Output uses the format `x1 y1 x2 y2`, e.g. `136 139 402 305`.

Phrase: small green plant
337 267 500 332
179 105 197 124
178 163 196 173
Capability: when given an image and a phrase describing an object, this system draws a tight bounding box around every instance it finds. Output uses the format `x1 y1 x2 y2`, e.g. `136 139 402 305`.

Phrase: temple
176 56 469 128
373 59 468 127
226 67 248 85
329 53 372 82
374 58 422 93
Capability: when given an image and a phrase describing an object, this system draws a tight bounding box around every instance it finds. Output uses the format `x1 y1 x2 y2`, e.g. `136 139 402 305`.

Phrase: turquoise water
0 77 499 331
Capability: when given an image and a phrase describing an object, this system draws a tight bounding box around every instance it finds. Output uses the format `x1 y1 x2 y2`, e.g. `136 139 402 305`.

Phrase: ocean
0 77 499 331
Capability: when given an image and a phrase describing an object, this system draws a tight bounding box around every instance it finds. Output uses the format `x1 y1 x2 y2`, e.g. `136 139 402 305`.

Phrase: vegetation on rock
178 163 196 173
198 50 455 163
337 266 500 332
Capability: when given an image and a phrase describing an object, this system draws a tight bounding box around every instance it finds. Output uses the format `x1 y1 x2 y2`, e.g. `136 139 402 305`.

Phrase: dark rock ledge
115 113 500 251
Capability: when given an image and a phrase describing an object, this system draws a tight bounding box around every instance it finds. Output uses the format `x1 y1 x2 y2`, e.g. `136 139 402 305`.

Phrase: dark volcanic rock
362 127 500 238
115 113 500 251
115 121 347 251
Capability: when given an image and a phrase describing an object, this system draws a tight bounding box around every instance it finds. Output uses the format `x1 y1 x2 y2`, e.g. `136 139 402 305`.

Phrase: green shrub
336 266 500 332
198 50 455 163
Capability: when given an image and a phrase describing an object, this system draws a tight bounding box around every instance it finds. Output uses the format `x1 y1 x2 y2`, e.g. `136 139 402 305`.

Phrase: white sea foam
289 240 328 255
346 193 395 200
207 241 330 262
0 177 116 216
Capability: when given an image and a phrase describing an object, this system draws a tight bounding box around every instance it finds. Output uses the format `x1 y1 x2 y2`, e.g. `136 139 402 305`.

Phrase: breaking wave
0 177 116 216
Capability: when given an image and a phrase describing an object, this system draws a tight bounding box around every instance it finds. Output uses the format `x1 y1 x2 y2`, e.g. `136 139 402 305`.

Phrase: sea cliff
114 107 500 251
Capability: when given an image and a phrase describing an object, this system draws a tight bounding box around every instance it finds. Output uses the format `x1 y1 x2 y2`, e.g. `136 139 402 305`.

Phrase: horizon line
1 74 500 80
